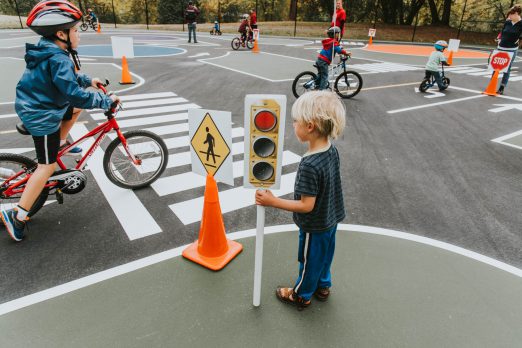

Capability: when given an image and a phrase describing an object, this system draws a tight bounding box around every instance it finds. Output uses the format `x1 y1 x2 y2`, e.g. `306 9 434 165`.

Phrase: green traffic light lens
254 110 277 132
252 162 274 181
252 137 276 158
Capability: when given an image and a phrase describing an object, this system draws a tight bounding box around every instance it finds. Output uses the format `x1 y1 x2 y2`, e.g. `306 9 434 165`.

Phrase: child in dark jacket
1 1 119 242
316 26 350 90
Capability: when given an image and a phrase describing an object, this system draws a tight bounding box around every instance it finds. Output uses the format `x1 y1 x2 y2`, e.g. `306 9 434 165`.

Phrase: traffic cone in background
447 50 454 65
252 38 260 53
368 36 373 46
182 174 243 271
119 56 135 85
97 23 101 34
483 69 499 96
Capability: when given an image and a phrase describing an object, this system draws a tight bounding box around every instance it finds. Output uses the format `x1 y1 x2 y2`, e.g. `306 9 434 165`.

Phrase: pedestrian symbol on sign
190 112 231 177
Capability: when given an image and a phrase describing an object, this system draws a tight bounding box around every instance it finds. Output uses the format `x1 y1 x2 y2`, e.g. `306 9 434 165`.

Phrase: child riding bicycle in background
316 26 351 90
86 8 98 28
424 40 451 91
1 0 118 242
211 20 221 35
238 14 251 45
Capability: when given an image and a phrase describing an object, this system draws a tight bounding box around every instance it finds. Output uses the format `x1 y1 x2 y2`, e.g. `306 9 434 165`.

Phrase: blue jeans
188 23 197 42
501 50 518 87
315 59 329 90
425 70 447 90
293 225 337 301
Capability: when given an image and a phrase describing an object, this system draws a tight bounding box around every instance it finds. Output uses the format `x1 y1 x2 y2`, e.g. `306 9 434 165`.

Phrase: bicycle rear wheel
0 153 48 217
292 71 317 98
103 130 168 189
231 38 240 50
334 70 363 99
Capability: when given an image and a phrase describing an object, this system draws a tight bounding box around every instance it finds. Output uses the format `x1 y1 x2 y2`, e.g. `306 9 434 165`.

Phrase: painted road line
488 104 522 113
0 148 33 154
387 95 486 114
152 150 301 196
448 86 522 102
169 172 297 225
143 123 189 136
491 129 522 151
117 97 188 109
361 82 420 91
188 52 210 58
90 103 200 120
447 68 485 74
118 92 176 101
0 113 17 119
507 76 522 81
110 113 189 129
69 124 162 241
1 223 520 317
137 141 245 173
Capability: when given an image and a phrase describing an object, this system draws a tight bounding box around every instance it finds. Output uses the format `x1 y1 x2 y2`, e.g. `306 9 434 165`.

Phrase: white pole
253 203 265 307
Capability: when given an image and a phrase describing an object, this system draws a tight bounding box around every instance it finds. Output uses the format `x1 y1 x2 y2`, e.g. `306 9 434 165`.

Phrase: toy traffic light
243 95 287 189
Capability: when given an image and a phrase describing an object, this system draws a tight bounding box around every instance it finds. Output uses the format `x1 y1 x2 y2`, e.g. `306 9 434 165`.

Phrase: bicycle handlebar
95 79 120 116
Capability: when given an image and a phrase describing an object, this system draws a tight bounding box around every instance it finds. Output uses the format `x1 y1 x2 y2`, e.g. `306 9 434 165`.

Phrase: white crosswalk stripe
349 62 421 73
444 66 520 81
85 91 301 235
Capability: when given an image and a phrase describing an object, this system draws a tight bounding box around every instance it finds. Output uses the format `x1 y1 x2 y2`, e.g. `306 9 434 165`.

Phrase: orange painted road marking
364 44 489 59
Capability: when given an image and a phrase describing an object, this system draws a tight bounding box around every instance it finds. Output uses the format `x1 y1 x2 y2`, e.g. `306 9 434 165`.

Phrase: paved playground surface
1 29 521 346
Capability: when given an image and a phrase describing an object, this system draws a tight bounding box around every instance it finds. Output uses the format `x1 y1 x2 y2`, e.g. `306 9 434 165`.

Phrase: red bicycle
0 82 169 217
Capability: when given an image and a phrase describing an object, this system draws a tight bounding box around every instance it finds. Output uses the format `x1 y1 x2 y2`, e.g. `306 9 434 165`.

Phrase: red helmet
27 1 83 37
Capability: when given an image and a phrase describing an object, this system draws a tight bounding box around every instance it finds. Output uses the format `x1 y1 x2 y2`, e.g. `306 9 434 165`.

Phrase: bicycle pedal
56 189 64 204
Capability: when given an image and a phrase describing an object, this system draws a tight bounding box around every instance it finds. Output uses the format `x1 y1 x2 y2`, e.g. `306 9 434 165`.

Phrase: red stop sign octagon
490 51 512 71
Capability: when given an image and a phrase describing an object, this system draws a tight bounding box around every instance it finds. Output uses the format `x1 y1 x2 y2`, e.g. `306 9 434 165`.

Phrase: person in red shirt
331 0 347 39
250 9 258 30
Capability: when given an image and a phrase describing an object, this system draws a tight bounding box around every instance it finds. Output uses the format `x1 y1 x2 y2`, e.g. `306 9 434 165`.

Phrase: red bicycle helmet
27 0 83 37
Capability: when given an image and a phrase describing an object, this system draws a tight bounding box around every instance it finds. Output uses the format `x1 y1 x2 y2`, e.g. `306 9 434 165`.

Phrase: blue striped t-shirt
293 143 345 233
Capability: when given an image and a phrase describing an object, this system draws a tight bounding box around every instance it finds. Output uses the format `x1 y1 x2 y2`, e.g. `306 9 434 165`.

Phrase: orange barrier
368 36 373 46
119 56 135 85
252 38 259 53
447 50 454 66
182 174 243 271
483 70 499 96
96 23 101 34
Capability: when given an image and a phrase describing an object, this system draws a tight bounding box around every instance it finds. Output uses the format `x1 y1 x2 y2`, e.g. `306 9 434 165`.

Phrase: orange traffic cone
483 69 499 96
252 38 259 53
447 50 454 66
119 56 135 85
96 23 101 34
368 36 373 46
182 174 243 271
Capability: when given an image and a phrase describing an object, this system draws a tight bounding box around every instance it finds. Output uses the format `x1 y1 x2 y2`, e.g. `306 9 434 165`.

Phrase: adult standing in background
331 0 346 39
250 9 258 30
185 1 200 43
496 5 522 95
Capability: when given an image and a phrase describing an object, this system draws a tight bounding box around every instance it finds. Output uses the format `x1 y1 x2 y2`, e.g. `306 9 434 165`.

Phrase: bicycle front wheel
292 71 317 98
103 130 168 189
80 23 88 31
247 39 254 49
0 153 48 217
231 38 240 50
334 70 363 99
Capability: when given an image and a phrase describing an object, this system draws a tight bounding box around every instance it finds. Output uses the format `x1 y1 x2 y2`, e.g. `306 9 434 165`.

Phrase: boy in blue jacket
316 26 350 90
1 0 119 242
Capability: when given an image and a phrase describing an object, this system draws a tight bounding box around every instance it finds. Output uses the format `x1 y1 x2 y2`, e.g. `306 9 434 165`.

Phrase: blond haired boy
256 91 346 311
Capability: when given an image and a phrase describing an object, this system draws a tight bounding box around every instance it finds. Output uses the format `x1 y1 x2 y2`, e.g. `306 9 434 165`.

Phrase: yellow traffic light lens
254 110 277 132
252 137 275 158
252 162 274 181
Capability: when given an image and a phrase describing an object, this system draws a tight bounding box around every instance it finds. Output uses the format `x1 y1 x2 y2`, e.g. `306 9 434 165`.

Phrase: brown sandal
276 287 311 311
314 287 330 302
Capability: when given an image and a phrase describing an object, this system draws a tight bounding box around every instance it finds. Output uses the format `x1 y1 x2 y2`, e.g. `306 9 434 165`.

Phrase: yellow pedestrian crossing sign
189 110 234 185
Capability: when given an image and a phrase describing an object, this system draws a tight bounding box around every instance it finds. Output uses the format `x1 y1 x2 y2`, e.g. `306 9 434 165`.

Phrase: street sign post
111 36 134 59
368 28 376 37
188 109 233 185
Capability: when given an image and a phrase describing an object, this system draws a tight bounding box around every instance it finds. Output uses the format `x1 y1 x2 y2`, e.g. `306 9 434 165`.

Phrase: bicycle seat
16 123 30 136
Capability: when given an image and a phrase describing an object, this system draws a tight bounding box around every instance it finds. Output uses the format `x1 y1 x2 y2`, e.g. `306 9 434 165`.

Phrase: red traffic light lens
253 137 276 158
252 162 274 181
254 110 277 132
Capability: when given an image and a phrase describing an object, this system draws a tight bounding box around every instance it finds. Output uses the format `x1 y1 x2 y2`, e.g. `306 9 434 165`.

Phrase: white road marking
387 95 486 114
90 103 199 120
491 129 522 151
188 52 210 58
119 92 176 101
69 124 162 241
0 113 17 119
414 87 446 98
488 104 522 113
111 113 188 128
169 172 297 225
143 123 189 136
117 97 188 109
0 148 33 154
152 150 301 196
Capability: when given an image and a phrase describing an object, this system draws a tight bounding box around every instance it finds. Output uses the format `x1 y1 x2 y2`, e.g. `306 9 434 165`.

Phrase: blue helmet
434 40 448 51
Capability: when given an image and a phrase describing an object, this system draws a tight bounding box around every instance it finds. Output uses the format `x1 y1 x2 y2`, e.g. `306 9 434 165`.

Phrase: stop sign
490 51 512 71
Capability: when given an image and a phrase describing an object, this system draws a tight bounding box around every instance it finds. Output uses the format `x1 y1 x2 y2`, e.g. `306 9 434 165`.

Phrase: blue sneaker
1 209 25 242
59 142 82 156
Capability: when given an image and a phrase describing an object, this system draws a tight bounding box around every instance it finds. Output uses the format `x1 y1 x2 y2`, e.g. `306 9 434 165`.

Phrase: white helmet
242 14 249 19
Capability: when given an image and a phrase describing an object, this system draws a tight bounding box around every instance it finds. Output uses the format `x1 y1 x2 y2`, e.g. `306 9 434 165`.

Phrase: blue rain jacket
15 38 112 136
